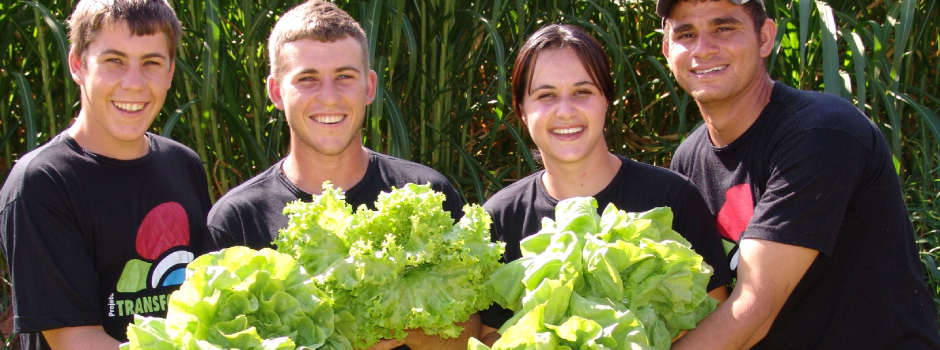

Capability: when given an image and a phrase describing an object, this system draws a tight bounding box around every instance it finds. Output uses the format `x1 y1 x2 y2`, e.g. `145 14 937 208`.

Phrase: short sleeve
1 191 102 333
744 129 868 255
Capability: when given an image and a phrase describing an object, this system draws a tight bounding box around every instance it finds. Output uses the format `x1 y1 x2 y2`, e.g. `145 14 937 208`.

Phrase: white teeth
552 127 583 135
694 66 727 74
315 115 344 124
114 102 145 112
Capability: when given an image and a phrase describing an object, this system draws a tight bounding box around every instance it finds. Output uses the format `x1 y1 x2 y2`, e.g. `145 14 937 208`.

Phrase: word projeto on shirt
108 292 171 317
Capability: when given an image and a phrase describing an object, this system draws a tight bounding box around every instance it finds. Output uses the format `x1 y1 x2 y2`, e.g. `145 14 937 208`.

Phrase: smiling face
268 36 377 158
69 21 174 157
662 0 774 106
521 48 610 166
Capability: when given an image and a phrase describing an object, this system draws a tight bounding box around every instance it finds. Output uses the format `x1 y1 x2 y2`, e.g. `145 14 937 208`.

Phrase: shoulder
672 125 710 165
149 133 201 161
769 83 878 147
483 171 542 213
0 136 75 205
209 162 284 219
370 151 453 187
620 157 693 189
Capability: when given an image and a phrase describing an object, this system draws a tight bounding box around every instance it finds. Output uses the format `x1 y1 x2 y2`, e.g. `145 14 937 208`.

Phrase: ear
758 18 776 58
69 48 85 85
365 70 378 105
164 59 176 90
267 75 285 110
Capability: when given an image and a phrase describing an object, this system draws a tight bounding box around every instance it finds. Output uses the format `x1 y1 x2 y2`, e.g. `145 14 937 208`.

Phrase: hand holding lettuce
472 197 717 350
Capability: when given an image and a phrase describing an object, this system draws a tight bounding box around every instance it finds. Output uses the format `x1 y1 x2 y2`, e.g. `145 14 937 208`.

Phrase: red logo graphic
716 184 754 242
136 202 190 260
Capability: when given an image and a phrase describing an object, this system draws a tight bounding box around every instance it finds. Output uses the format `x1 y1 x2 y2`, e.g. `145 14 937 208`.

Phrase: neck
699 75 775 147
541 151 621 201
282 142 370 195
68 113 150 160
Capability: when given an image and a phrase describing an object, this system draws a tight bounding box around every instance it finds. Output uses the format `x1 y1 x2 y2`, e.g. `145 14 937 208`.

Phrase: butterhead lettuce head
120 247 349 350
477 197 717 350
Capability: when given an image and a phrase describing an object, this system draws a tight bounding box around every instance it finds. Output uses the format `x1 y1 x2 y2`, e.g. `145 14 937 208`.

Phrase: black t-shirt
0 132 212 349
206 150 464 251
670 82 940 349
480 155 732 328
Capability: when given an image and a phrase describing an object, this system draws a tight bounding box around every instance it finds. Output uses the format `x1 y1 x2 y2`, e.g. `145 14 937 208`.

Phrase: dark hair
511 24 614 118
268 0 369 78
68 0 182 61
662 0 769 38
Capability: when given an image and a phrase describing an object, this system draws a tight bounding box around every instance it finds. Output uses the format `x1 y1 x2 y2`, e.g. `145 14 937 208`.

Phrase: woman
478 24 732 345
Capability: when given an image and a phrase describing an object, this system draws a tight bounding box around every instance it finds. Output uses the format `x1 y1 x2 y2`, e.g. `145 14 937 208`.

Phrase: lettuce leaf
120 247 347 350
276 183 505 349
479 197 717 350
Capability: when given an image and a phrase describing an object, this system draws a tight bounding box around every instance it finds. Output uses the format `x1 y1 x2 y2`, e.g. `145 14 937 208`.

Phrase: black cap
657 0 766 18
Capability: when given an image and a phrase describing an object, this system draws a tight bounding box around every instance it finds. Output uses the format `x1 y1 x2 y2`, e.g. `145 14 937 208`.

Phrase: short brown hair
511 24 614 118
267 0 369 78
68 0 182 62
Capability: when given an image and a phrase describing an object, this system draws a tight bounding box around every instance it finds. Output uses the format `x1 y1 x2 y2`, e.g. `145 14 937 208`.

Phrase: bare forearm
404 313 481 350
671 291 771 350
43 326 121 350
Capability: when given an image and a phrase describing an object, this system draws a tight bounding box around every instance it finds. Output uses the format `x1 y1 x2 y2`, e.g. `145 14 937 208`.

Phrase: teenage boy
205 1 473 349
0 1 211 349
658 0 940 348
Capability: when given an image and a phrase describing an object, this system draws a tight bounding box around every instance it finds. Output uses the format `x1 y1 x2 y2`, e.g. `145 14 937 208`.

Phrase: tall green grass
1 0 938 346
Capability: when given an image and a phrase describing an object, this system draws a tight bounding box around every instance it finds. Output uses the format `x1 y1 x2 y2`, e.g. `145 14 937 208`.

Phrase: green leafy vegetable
477 197 717 350
275 183 505 349
120 247 349 350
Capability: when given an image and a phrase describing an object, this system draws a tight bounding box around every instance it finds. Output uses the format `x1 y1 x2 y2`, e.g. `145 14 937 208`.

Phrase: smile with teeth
694 65 727 74
114 101 146 112
552 126 584 135
314 114 345 124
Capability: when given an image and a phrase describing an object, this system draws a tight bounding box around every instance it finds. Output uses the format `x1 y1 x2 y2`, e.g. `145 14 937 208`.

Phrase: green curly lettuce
477 197 717 350
120 247 350 350
275 182 505 349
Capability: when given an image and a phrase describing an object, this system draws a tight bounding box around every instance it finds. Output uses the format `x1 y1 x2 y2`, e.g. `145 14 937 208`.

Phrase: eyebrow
672 16 744 33
529 81 596 94
295 66 363 76
711 16 744 26
100 49 168 61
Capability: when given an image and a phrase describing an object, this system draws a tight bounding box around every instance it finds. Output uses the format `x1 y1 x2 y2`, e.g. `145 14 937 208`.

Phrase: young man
205 1 472 349
0 1 211 349
658 0 940 348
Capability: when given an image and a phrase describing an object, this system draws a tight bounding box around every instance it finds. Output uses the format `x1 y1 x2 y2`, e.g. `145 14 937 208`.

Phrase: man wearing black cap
659 0 940 348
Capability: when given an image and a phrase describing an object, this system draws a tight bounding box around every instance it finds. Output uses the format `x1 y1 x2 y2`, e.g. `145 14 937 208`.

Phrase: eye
575 89 592 95
537 92 554 100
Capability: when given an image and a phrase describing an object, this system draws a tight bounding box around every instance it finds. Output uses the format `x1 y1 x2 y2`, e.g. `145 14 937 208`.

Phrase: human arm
478 324 500 346
397 312 481 350
671 238 817 349
42 325 121 350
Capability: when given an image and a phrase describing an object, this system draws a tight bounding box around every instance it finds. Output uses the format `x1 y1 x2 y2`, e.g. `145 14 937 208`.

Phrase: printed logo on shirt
112 202 193 311
716 184 754 273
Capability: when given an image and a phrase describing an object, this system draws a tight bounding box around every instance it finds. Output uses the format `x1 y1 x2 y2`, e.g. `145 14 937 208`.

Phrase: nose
121 64 145 91
316 78 340 106
556 95 577 119
691 33 719 59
